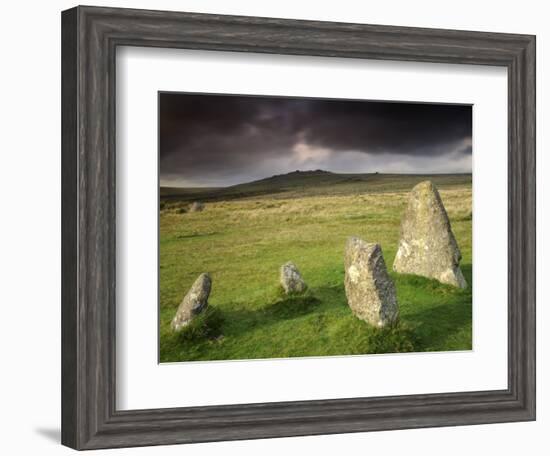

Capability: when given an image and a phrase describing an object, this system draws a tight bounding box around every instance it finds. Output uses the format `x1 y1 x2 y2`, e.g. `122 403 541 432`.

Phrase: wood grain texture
61 7 78 449
61 5 536 450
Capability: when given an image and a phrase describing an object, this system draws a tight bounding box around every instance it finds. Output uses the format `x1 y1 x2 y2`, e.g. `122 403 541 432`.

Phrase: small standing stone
171 273 212 331
344 237 399 328
280 262 307 294
189 201 205 212
393 181 467 288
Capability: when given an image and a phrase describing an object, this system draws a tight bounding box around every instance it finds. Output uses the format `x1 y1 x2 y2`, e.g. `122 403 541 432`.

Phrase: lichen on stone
344 237 399 328
280 261 307 294
393 181 467 288
171 273 212 332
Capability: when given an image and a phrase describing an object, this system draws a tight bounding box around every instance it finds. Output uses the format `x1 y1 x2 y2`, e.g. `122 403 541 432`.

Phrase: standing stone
280 262 307 294
393 181 467 288
189 201 205 212
344 237 399 328
171 273 212 331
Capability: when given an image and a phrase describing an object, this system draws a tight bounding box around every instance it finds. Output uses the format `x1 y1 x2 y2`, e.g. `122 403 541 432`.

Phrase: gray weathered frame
61 5 536 450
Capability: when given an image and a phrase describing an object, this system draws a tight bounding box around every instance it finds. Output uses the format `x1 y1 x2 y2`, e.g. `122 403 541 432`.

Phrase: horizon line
160 170 473 189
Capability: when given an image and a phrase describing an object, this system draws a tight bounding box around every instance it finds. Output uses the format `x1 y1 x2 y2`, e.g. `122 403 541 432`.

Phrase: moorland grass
159 176 472 363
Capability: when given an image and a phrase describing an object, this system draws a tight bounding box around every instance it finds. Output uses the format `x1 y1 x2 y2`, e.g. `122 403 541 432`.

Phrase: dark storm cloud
159 93 472 187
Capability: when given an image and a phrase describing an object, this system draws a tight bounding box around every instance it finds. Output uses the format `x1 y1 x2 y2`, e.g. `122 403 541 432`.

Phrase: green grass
159 174 472 363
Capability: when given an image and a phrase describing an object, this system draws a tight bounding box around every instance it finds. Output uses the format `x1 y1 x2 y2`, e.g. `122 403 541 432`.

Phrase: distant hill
227 169 339 191
160 170 472 202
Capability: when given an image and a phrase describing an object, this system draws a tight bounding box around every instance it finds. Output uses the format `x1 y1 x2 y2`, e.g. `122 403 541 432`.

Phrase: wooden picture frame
61 5 536 450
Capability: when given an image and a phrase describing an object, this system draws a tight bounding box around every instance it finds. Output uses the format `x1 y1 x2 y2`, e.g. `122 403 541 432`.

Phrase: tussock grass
174 306 224 342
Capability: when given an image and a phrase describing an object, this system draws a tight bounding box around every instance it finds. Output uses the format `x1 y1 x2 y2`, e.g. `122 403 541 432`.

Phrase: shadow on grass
200 285 417 347
462 263 472 288
405 299 472 351
160 266 473 361
219 292 323 335
398 263 472 351
175 231 220 240
262 294 322 319
160 291 325 362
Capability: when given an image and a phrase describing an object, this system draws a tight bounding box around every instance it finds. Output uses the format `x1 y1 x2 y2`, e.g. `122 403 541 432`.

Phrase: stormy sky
159 93 472 188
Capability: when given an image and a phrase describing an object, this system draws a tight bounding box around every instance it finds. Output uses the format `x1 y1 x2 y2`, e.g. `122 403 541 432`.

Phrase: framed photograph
157 92 473 363
61 5 535 450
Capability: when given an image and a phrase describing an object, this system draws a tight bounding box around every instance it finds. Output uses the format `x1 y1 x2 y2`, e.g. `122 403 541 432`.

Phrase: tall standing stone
344 237 399 328
171 273 212 331
393 181 467 288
